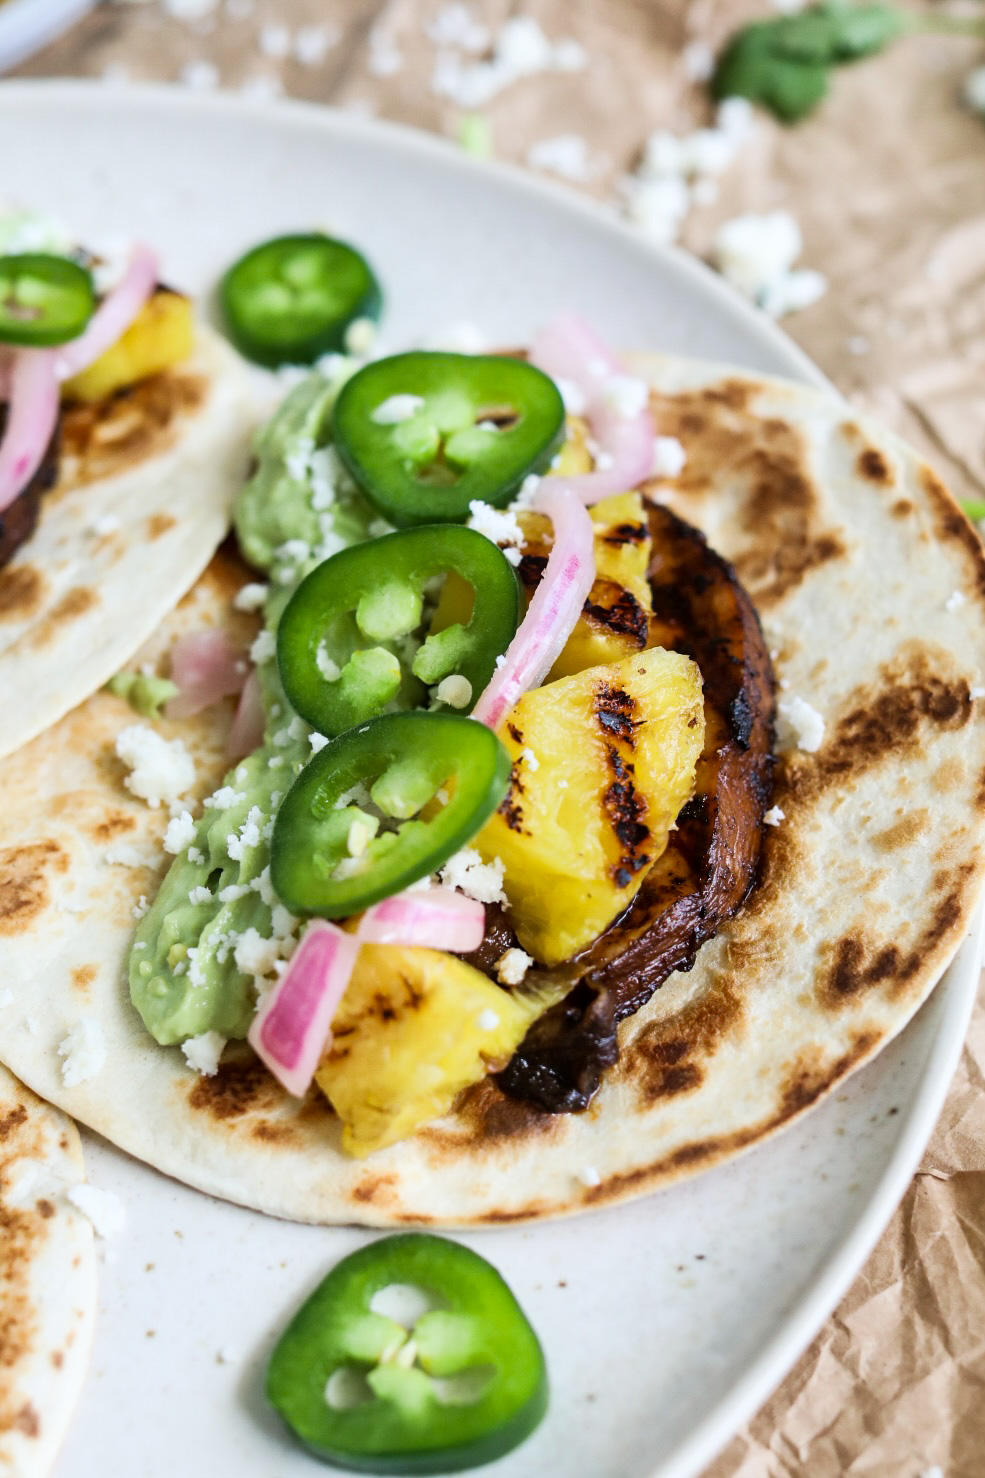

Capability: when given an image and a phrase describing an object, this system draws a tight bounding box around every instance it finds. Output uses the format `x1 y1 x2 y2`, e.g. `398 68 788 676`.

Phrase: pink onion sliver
530 310 656 506
530 310 622 400
546 400 656 506
227 668 265 759
165 629 247 720
357 887 485 953
0 349 59 513
472 483 596 731
55 242 158 380
247 921 360 1098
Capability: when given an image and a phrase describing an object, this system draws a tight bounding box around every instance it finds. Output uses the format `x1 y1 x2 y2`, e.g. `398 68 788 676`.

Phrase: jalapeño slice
270 712 511 918
267 1233 549 1474
0 253 95 347
277 526 521 737
332 351 565 526
220 233 382 367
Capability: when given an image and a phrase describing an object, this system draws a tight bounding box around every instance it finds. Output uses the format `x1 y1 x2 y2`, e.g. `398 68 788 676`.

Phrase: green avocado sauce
129 369 384 1045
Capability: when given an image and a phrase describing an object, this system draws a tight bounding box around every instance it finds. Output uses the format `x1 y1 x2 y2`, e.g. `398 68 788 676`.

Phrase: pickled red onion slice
357 887 484 953
530 310 655 504
247 890 486 1097
55 242 158 380
472 481 595 731
227 668 265 760
165 629 247 720
0 349 59 514
247 922 359 1099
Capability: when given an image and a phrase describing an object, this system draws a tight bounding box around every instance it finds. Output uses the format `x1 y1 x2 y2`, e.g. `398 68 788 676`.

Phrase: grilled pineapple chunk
315 944 538 1157
429 489 653 682
62 288 194 404
477 646 704 965
519 491 654 680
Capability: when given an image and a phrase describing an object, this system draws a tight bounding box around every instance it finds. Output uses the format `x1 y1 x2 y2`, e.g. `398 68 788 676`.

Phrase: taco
0 212 254 761
0 328 982 1229
0 1062 95 1475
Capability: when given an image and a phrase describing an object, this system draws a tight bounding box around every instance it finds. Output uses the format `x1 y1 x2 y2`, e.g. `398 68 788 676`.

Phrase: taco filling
0 211 203 568
125 300 775 1158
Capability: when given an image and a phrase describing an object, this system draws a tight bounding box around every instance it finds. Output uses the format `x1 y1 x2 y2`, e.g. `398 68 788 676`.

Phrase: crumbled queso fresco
163 809 196 855
233 582 269 613
467 500 525 566
776 697 826 754
66 1183 126 1240
115 725 196 809
58 1018 107 1087
495 947 534 985
439 848 508 906
182 1031 227 1076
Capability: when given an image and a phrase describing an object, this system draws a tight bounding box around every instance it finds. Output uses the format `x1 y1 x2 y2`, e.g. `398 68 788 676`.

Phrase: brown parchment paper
11 3 985 1472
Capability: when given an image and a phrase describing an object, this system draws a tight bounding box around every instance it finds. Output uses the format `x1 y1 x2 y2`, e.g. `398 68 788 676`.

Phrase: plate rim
0 77 829 389
654 909 983 1478
1 77 973 1478
0 0 95 74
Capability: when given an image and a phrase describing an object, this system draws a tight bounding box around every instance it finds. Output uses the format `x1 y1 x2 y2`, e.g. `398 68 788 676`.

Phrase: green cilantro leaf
711 3 910 123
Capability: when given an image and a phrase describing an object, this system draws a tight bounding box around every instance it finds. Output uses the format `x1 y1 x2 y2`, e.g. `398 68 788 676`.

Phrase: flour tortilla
0 356 984 1228
0 1063 95 1475
0 325 254 760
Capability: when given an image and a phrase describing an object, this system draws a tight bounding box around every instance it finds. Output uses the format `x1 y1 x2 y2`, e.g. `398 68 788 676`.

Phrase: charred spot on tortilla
89 811 136 844
70 965 97 996
871 810 930 853
651 383 846 607
251 1119 295 1145
0 566 46 621
28 586 98 649
856 447 893 485
11 1403 40 1438
0 1106 28 1142
0 840 69 936
919 464 985 598
147 513 176 541
351 1173 397 1205
794 647 972 799
186 1051 276 1120
56 368 209 491
779 1032 881 1118
493 504 774 1114
817 873 968 1014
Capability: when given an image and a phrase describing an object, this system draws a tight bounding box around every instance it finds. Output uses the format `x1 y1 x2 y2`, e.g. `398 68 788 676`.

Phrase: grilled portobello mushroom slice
468 502 775 1112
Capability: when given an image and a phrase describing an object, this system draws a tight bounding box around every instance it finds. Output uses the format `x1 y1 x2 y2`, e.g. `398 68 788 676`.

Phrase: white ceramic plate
0 82 977 1478
0 0 92 74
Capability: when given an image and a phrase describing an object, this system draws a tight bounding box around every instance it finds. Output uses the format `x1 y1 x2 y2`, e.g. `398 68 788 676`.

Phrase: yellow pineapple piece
476 646 704 966
315 944 539 1157
62 288 195 404
519 491 654 680
553 414 592 475
429 490 654 687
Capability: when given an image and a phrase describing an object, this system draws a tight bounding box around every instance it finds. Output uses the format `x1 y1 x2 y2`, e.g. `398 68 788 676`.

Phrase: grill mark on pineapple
594 684 639 745
602 521 647 547
498 766 527 834
602 746 650 887
517 553 548 591
583 586 649 649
